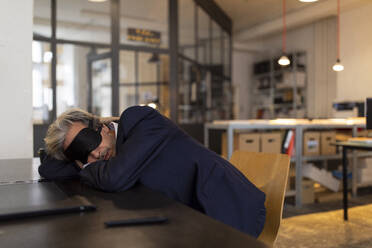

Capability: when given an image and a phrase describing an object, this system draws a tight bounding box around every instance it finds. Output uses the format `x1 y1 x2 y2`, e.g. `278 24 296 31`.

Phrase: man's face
63 122 115 163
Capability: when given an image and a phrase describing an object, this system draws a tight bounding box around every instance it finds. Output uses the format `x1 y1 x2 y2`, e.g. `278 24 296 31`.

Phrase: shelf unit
178 63 233 124
204 119 367 208
250 52 307 119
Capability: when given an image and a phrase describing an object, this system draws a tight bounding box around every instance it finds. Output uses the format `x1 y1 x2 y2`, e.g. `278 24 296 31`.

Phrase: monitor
367 98 372 130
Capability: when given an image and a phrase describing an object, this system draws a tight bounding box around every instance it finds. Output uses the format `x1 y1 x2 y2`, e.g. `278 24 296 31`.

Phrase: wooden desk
333 141 372 221
0 160 267 248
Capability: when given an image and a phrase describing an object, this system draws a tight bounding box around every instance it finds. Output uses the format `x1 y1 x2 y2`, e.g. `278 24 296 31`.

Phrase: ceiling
215 0 321 32
33 0 370 43
215 0 371 42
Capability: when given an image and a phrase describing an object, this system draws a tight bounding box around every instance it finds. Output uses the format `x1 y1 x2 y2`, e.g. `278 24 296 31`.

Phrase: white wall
0 0 33 159
337 2 372 102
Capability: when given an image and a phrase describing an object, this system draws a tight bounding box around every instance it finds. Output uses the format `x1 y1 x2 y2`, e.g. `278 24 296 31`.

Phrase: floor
276 187 372 248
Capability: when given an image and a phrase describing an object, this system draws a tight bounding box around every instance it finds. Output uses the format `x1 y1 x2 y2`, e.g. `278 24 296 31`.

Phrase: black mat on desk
0 182 95 221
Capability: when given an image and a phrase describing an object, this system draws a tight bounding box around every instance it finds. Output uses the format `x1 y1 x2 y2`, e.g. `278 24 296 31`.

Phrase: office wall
0 0 33 159
337 2 372 102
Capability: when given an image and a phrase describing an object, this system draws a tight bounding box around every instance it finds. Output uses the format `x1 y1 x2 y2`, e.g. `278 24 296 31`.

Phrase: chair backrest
230 151 290 247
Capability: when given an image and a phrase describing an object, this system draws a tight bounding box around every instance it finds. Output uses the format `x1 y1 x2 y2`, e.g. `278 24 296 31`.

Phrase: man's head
44 108 116 164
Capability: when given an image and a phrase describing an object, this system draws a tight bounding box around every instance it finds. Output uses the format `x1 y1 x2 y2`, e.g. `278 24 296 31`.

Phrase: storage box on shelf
286 165 315 204
357 157 372 184
303 131 320 156
261 132 282 153
221 131 283 158
320 131 336 155
301 179 315 204
239 133 260 153
221 132 240 159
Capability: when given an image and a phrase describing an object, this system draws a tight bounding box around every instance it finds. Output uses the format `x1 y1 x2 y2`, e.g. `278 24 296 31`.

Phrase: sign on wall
127 28 161 45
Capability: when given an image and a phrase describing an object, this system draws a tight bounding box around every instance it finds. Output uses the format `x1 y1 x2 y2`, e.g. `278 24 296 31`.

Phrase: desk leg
227 126 233 160
342 147 348 221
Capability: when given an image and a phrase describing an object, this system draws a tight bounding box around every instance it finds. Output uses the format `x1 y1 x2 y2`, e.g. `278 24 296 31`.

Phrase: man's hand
100 116 120 123
75 160 84 169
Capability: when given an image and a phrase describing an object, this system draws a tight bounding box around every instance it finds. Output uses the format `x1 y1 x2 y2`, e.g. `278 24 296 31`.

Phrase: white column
0 0 34 159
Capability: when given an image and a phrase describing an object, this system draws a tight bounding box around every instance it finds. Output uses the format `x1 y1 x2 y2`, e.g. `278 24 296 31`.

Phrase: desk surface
207 118 366 130
0 158 40 183
333 141 372 150
0 160 267 248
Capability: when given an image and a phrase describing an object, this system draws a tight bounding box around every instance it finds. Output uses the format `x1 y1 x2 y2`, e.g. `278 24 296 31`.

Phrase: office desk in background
334 141 372 221
0 159 267 248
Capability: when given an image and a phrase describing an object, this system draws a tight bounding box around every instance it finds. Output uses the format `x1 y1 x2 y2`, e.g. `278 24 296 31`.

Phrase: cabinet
251 52 307 119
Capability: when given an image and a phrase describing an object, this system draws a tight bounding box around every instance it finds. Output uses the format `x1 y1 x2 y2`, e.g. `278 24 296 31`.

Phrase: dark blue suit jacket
39 106 266 237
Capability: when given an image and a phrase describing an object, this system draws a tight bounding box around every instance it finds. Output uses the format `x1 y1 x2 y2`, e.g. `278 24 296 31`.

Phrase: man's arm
38 156 80 180
100 116 120 124
79 106 176 192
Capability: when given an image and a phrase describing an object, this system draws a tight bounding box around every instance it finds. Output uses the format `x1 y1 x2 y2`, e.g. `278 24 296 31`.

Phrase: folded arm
38 156 81 180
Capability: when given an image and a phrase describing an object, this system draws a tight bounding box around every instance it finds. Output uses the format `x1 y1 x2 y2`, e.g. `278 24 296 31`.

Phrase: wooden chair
230 151 290 247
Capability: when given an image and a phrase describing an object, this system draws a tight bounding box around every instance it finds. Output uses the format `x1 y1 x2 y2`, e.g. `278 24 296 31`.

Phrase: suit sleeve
38 156 81 180
79 106 174 192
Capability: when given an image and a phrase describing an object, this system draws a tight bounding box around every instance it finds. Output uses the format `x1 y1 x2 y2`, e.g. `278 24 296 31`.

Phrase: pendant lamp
278 0 290 66
333 0 344 72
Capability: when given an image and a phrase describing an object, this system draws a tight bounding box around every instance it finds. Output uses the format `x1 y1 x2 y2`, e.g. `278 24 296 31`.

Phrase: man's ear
102 124 110 133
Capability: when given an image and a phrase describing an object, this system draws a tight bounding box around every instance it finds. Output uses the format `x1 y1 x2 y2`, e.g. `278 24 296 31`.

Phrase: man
39 106 266 237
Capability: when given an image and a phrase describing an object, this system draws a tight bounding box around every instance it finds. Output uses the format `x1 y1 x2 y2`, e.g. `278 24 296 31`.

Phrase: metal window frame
33 0 230 123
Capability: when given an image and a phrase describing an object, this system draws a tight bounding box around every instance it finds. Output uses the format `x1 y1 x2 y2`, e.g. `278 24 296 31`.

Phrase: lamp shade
332 59 344 71
278 55 291 66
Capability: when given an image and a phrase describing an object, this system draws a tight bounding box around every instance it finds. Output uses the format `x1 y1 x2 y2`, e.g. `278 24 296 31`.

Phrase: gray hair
44 108 101 161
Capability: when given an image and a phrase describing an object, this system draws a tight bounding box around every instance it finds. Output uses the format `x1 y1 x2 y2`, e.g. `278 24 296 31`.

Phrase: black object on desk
333 141 372 221
366 98 372 129
0 182 95 221
105 216 168 227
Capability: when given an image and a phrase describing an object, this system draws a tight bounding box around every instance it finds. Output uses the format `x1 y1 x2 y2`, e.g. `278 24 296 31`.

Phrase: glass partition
56 0 111 43
120 0 168 49
179 0 195 60
177 3 232 123
211 20 222 66
119 51 169 116
32 41 52 124
33 0 51 38
197 7 210 65
223 31 231 77
56 44 93 116
33 0 230 125
119 50 136 85
138 52 157 84
92 58 112 117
